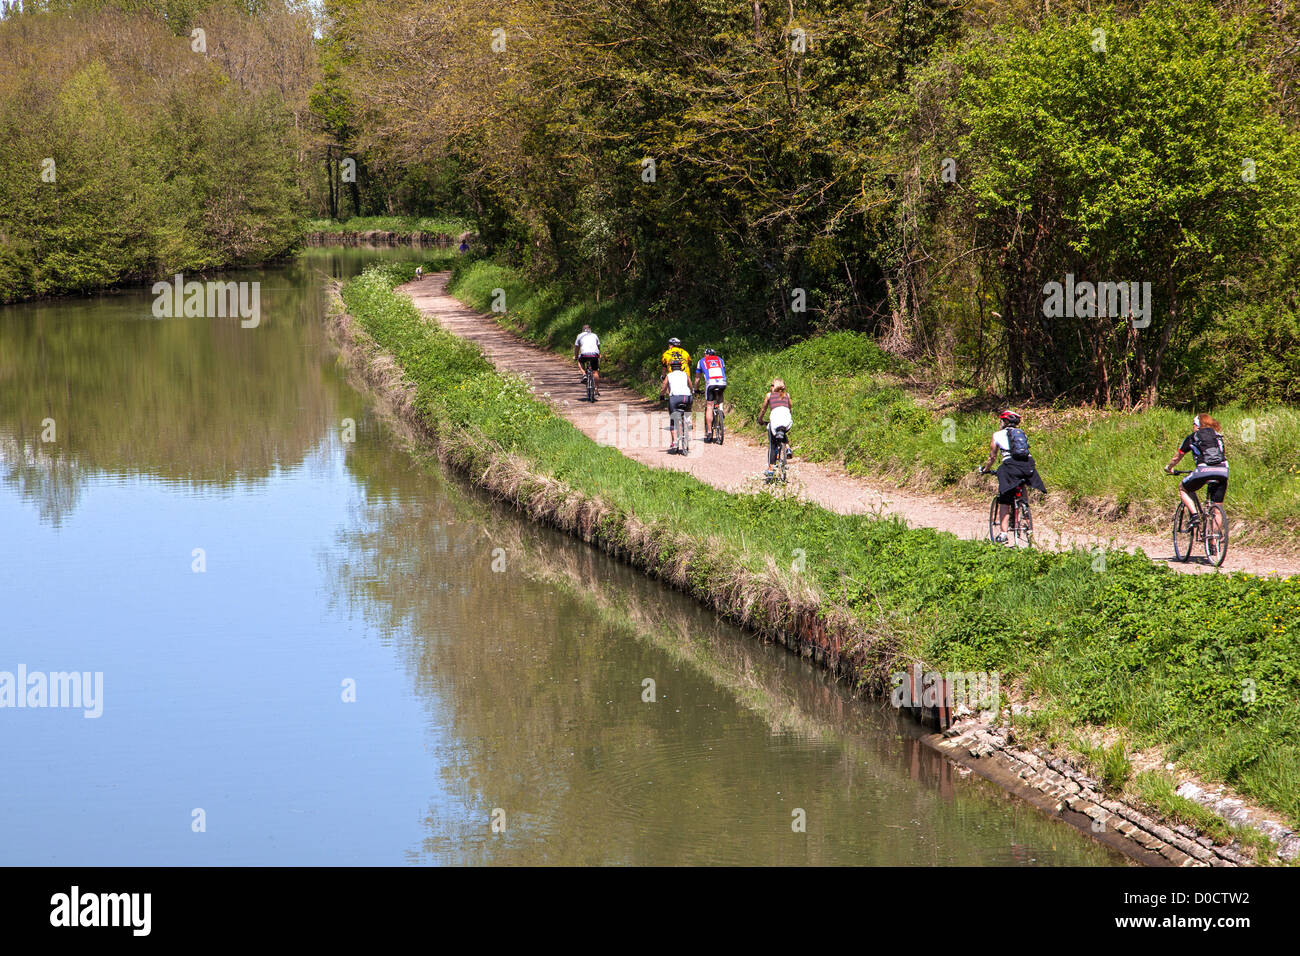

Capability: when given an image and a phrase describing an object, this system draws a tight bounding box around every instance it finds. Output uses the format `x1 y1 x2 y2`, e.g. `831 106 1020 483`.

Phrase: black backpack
1007 426 1030 461
1194 426 1225 466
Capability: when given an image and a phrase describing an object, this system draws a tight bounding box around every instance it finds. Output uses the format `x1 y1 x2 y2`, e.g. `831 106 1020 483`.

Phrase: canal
0 248 1123 865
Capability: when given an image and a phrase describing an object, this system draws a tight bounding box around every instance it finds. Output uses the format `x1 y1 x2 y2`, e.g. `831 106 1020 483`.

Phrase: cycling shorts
704 384 726 402
1181 465 1228 503
579 354 599 371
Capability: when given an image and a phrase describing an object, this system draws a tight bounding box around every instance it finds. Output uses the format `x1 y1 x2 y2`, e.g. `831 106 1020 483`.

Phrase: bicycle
700 388 725 444
668 399 692 455
764 425 791 484
580 362 597 403
1169 471 1228 567
981 469 1033 547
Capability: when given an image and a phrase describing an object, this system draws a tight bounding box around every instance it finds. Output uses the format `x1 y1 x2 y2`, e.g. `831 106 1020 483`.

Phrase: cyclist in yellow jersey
661 337 691 374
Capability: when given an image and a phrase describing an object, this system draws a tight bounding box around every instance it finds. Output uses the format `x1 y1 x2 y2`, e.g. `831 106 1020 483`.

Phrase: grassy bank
342 262 1300 835
305 216 471 236
441 259 1300 548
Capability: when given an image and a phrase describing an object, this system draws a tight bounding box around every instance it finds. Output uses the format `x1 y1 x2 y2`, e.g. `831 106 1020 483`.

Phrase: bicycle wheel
586 373 595 403
1172 502 1194 562
1203 503 1228 568
715 407 725 445
678 410 690 454
779 442 789 483
988 496 1000 543
1016 498 1034 548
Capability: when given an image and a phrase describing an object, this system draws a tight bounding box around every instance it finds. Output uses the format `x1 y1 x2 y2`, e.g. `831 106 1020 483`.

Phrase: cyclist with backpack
978 409 1046 544
695 348 727 442
1164 414 1228 530
661 337 691 375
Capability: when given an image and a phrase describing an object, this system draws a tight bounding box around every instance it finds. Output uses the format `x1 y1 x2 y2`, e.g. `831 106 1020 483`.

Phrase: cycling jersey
697 354 726 386
661 346 691 372
575 331 601 356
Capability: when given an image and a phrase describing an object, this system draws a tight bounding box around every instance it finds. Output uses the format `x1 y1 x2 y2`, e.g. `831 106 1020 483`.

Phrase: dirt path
401 273 1299 578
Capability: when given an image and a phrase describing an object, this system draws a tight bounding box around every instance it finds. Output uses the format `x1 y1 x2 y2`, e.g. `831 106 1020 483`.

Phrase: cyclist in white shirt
573 324 602 395
659 359 695 454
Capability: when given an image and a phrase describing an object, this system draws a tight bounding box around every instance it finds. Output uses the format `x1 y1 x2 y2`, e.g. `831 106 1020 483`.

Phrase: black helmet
670 359 683 370
704 347 717 356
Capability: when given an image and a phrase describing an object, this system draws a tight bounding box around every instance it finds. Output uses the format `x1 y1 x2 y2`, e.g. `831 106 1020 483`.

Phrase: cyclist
661 337 691 375
978 409 1046 543
695 347 727 442
1164 414 1228 532
757 378 793 477
573 324 601 395
659 359 694 454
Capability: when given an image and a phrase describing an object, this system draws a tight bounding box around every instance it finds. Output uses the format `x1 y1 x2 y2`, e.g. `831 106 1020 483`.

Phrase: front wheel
1203 503 1228 568
1172 502 1194 562
988 496 1001 543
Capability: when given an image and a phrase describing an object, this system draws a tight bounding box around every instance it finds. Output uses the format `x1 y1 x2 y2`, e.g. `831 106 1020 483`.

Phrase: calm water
0 248 1123 865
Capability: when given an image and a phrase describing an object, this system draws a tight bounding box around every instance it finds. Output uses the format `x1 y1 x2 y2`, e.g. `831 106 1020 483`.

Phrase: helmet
704 347 717 356
668 337 681 346
670 359 683 370
999 409 1021 426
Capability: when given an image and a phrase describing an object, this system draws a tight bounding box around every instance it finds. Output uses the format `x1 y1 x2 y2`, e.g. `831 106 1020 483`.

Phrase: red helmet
999 409 1021 425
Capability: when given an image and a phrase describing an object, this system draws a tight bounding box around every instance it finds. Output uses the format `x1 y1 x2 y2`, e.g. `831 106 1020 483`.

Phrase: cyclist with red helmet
978 409 1046 543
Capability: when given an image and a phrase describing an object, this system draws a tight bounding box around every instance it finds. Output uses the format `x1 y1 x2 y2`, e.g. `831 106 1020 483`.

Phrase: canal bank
326 265 1297 866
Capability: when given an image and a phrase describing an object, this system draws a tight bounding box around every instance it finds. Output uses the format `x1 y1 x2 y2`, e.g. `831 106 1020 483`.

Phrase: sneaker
703 434 713 444
994 533 1009 544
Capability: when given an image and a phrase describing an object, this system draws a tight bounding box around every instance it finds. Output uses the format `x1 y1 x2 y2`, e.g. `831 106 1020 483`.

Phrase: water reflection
0 247 425 525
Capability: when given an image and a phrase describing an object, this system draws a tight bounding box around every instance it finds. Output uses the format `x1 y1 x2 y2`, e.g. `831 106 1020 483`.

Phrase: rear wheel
1016 496 1034 548
715 406 725 445
1172 502 1194 562
678 409 690 455
586 372 595 403
1203 503 1228 568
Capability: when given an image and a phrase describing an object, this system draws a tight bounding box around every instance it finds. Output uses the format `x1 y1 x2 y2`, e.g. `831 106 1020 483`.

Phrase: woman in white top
757 379 794 474
658 359 695 453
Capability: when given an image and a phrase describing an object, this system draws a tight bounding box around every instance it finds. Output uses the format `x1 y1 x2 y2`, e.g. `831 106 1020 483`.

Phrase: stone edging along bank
326 285 1281 868
304 230 473 246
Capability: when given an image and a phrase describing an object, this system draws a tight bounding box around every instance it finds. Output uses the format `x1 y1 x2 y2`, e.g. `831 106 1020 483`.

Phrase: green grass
342 262 1300 831
305 215 471 236
443 259 1300 545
